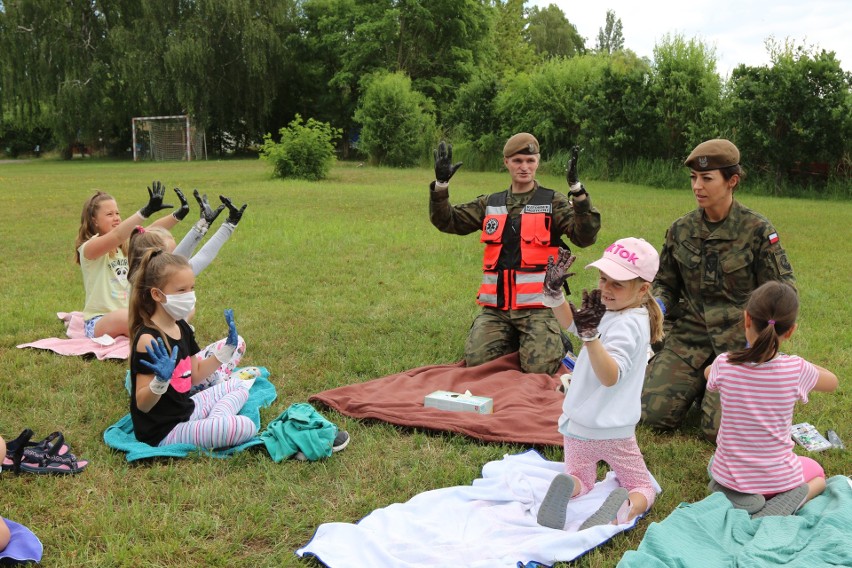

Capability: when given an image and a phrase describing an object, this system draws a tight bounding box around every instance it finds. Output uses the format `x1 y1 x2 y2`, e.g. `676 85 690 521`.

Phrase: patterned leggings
190 335 247 393
563 435 657 509
159 379 258 448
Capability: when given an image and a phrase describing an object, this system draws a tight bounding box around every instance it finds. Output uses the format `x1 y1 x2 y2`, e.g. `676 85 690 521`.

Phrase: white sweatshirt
558 307 651 440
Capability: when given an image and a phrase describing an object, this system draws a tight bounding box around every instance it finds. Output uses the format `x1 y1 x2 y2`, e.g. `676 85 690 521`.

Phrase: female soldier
640 139 796 443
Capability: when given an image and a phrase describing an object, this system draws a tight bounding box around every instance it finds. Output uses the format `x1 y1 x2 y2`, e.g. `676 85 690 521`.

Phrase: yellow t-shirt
79 238 130 320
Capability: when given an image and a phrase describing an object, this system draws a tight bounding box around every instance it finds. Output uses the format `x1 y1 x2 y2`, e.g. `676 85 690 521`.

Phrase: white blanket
296 449 661 567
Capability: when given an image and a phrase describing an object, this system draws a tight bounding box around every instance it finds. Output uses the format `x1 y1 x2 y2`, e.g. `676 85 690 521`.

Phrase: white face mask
159 291 196 321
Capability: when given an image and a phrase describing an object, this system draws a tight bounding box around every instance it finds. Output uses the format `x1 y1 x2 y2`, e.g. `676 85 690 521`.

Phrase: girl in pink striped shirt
704 281 838 517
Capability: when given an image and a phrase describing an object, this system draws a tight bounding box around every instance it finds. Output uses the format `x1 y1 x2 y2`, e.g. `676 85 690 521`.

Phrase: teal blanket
619 475 852 567
103 369 277 462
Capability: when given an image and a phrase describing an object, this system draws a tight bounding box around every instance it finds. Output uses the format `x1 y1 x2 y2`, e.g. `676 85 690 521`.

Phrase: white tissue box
424 390 493 414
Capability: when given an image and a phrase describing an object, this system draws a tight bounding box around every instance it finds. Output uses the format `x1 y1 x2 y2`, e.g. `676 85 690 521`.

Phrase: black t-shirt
130 321 200 446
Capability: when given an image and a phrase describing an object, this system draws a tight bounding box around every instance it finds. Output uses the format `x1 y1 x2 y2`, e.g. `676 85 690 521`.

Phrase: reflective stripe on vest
476 269 547 309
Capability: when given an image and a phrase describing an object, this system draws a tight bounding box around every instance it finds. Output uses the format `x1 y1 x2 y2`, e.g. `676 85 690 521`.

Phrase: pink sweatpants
563 435 657 509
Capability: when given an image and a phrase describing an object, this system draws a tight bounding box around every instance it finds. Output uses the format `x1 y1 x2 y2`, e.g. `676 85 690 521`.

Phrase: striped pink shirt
707 352 819 494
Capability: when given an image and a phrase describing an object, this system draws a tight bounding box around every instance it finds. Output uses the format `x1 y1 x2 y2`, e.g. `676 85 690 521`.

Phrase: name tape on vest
524 204 552 214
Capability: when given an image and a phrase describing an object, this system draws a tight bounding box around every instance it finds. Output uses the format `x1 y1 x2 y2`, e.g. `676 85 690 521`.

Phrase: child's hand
542 249 577 307
220 195 247 225
139 181 175 219
570 289 606 341
224 309 238 348
213 309 240 364
172 188 190 221
140 338 179 383
193 189 225 225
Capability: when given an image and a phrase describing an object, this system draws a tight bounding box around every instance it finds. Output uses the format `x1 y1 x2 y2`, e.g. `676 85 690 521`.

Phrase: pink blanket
310 352 566 446
17 312 130 360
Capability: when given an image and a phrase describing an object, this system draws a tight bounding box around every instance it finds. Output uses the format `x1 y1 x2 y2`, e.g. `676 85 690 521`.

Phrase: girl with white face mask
127 249 257 449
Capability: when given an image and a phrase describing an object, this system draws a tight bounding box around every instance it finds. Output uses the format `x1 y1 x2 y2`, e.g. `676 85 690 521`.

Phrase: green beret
503 133 540 157
685 139 740 170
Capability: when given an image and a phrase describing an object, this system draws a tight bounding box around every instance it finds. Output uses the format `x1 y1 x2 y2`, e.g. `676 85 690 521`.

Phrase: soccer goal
131 115 207 161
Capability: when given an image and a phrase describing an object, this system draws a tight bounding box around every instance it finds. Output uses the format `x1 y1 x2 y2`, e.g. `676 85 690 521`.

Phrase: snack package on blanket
791 422 833 452
424 390 493 414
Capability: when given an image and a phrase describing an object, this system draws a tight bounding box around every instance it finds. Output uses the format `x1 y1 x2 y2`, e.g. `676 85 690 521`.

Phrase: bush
259 115 341 181
354 72 436 167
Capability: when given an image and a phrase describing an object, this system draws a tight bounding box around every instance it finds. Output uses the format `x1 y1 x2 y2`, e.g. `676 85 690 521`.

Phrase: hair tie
767 319 776 326
135 225 145 234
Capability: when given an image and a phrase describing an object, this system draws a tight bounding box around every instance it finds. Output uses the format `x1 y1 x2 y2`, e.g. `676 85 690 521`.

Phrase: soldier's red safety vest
477 187 561 310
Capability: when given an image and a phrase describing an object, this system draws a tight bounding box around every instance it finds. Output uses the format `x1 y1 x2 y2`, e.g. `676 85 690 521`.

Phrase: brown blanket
309 352 566 446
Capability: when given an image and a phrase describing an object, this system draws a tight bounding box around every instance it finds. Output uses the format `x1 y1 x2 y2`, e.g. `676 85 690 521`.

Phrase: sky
529 0 852 77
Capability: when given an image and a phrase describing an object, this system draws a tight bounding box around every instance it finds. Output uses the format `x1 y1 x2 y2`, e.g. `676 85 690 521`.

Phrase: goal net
132 115 207 161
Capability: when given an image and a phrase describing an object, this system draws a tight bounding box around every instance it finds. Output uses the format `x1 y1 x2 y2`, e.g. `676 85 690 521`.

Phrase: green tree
0 0 112 156
650 33 722 160
595 9 624 55
725 39 852 187
526 4 585 60
295 0 491 145
0 0 299 156
494 55 608 156
490 0 537 77
581 51 655 166
354 71 436 166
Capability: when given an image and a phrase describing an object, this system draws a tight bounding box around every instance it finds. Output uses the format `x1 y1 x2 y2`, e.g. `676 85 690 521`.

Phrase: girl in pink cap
535 237 664 531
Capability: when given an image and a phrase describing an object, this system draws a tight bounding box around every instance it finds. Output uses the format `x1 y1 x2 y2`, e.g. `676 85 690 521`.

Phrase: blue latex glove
655 297 667 315
224 309 238 348
139 337 179 382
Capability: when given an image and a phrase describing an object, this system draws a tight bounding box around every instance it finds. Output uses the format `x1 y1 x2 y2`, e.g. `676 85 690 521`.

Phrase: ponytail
128 226 173 283
727 281 798 365
643 288 664 344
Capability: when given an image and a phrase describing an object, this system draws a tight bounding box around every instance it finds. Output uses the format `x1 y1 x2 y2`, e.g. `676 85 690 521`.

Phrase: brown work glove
542 249 577 307
570 289 607 340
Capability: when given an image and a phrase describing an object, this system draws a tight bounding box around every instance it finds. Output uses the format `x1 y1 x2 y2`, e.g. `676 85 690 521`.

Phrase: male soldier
641 139 796 442
429 133 601 374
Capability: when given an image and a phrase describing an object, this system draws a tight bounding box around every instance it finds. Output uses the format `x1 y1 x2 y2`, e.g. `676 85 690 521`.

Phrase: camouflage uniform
641 200 796 440
430 181 601 374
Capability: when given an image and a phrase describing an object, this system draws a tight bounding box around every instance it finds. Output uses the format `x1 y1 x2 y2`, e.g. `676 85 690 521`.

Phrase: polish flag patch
768 232 779 244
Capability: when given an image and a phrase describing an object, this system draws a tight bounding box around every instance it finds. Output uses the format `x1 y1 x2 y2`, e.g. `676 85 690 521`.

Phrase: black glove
220 195 247 225
433 141 463 184
138 181 174 218
172 188 190 221
570 289 607 340
542 249 577 307
193 189 225 225
566 146 588 198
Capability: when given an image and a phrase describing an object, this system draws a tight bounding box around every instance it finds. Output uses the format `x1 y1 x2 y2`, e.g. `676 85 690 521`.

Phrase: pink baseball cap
586 237 659 282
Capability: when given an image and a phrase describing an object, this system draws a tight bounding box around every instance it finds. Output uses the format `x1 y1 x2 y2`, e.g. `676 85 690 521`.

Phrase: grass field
0 158 849 567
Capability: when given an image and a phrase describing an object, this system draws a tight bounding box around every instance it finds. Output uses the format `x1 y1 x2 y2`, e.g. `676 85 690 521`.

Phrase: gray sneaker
294 430 351 461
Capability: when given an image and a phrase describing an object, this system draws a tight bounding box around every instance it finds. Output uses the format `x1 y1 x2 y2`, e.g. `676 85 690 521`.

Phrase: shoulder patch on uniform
774 251 793 275
768 232 779 244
